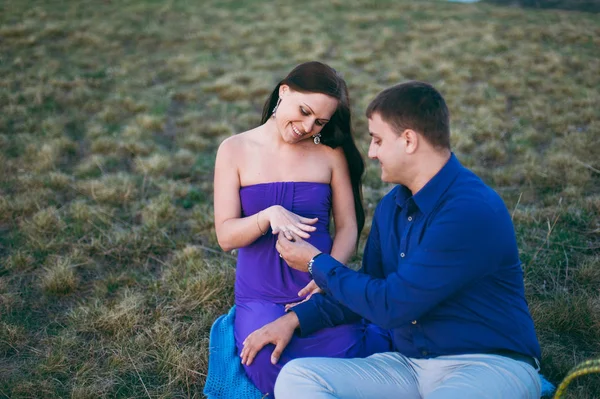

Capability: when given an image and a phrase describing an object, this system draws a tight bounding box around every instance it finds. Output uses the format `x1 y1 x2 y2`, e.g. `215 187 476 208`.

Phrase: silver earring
313 133 321 145
272 97 281 115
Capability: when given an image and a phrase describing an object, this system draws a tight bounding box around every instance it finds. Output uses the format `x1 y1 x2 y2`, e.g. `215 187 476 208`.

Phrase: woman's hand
284 280 322 312
266 205 318 241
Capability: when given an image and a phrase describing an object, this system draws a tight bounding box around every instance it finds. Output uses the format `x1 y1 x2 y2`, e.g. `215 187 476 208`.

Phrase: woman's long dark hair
260 61 366 242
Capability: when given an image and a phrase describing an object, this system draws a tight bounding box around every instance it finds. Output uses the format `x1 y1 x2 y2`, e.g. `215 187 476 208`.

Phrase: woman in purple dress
213 62 390 396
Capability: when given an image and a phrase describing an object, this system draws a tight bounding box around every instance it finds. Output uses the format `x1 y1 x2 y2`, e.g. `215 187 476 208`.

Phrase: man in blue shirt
240 81 542 398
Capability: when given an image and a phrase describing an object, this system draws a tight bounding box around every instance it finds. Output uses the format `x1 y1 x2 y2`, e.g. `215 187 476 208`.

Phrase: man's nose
368 143 377 159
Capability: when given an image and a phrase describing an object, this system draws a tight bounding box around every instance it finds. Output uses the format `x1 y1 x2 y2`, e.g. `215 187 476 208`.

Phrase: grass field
1 0 599 397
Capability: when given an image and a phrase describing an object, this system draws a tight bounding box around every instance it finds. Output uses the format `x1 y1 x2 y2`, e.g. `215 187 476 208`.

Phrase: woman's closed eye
300 106 325 126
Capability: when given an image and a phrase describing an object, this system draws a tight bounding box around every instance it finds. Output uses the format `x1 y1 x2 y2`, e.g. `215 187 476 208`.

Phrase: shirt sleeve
292 205 386 336
310 200 509 329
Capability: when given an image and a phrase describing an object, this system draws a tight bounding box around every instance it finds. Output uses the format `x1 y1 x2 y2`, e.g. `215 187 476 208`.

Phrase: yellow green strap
553 358 600 399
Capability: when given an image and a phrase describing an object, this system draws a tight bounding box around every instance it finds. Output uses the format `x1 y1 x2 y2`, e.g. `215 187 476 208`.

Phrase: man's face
367 113 406 184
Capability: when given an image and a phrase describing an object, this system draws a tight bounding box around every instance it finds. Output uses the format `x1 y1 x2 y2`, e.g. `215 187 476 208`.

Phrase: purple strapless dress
234 182 391 397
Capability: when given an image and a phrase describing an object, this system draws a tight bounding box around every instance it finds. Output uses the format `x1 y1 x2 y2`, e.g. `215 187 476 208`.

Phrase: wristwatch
307 253 323 275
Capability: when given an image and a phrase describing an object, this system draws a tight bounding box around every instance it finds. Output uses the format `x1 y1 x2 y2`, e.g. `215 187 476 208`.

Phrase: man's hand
276 231 320 272
284 280 322 312
240 312 300 366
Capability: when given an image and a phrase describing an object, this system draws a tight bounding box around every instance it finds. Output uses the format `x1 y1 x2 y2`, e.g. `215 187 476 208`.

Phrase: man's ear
403 129 419 154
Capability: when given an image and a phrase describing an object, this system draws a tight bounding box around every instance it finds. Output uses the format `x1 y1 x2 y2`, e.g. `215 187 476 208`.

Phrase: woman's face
274 84 339 144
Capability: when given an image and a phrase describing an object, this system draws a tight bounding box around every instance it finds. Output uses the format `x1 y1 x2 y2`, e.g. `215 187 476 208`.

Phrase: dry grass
1 0 599 397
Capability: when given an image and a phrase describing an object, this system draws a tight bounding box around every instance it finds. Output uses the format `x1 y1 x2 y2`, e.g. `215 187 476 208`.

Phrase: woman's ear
278 84 290 98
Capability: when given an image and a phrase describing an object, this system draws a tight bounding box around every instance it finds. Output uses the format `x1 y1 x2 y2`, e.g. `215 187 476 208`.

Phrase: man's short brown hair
366 81 450 149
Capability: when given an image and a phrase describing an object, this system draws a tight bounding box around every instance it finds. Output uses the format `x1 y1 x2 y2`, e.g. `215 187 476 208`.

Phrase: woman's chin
285 133 304 144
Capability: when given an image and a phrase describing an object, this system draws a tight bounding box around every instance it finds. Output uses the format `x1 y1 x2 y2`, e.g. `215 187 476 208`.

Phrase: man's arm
239 219 383 365
310 201 509 329
240 205 387 365
288 206 386 336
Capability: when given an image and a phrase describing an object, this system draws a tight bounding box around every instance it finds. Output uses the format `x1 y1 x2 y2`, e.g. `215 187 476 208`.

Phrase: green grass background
1 0 599 397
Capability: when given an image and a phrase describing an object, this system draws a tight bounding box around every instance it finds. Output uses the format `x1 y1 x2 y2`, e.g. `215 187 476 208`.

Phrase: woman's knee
243 346 281 394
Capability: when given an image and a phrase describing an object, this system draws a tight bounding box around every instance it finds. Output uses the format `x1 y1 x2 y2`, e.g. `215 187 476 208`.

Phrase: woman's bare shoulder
217 128 261 155
319 144 347 166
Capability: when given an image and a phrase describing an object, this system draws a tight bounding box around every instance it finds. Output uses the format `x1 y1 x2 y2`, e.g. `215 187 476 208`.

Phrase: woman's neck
260 117 287 147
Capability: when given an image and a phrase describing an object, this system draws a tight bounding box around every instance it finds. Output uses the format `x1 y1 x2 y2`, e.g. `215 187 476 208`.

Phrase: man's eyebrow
369 131 378 137
302 103 330 122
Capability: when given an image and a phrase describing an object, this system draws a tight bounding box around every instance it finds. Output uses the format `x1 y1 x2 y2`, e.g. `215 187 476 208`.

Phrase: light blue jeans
274 352 541 398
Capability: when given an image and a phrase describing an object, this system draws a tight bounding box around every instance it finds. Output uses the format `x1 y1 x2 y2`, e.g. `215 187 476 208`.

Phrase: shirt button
400 253 405 258
422 350 428 356
411 320 417 325
408 216 413 221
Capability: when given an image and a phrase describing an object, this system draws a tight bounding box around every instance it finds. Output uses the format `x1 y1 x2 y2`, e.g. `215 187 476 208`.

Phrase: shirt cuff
311 253 340 292
292 255 344 336
291 299 322 337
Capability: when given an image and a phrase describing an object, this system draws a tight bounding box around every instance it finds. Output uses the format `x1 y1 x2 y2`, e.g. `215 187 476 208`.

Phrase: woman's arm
213 137 268 252
328 147 358 265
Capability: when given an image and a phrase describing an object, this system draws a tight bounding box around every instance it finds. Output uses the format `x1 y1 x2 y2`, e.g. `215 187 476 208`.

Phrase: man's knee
274 358 320 397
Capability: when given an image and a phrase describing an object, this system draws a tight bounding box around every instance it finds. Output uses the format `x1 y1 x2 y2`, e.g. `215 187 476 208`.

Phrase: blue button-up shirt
293 154 541 360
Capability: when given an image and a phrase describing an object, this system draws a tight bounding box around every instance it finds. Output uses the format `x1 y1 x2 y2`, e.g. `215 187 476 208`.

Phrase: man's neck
405 149 451 195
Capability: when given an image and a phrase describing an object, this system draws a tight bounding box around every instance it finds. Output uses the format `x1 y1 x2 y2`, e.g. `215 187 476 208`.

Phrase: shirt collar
394 153 462 215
